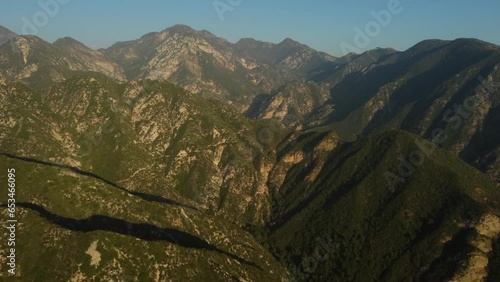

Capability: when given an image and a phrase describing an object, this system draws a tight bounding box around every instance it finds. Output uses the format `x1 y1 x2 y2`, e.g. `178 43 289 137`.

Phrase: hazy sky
0 0 499 56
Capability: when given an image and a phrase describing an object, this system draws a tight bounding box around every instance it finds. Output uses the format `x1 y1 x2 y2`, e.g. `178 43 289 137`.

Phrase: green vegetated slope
266 130 500 281
488 237 500 281
104 25 334 107
2 75 500 281
248 38 500 182
0 75 288 226
0 154 289 282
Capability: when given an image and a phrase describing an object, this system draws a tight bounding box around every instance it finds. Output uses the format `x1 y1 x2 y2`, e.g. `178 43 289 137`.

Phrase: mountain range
1 24 499 281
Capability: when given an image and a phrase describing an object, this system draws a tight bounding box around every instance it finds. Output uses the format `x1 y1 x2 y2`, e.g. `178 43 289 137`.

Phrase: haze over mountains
1 24 500 281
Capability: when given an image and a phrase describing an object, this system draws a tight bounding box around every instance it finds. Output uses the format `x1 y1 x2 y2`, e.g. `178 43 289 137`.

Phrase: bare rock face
104 25 336 107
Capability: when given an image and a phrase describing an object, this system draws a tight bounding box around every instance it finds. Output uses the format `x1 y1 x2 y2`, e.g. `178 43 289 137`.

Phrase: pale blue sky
0 0 499 56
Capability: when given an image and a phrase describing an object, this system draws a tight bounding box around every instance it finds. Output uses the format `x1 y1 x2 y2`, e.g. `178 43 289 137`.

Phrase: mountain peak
449 38 500 51
279 37 301 46
53 37 88 48
163 24 197 34
0 25 18 47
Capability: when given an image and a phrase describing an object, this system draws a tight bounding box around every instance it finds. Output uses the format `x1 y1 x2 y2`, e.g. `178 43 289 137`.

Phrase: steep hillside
0 154 289 281
246 47 397 126
245 81 330 129
266 130 500 281
52 37 126 80
104 25 336 108
0 35 125 87
104 25 276 106
248 38 500 182
0 75 287 226
1 24 500 281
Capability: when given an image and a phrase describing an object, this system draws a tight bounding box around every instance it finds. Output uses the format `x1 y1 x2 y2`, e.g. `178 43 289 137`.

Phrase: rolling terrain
1 24 500 281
